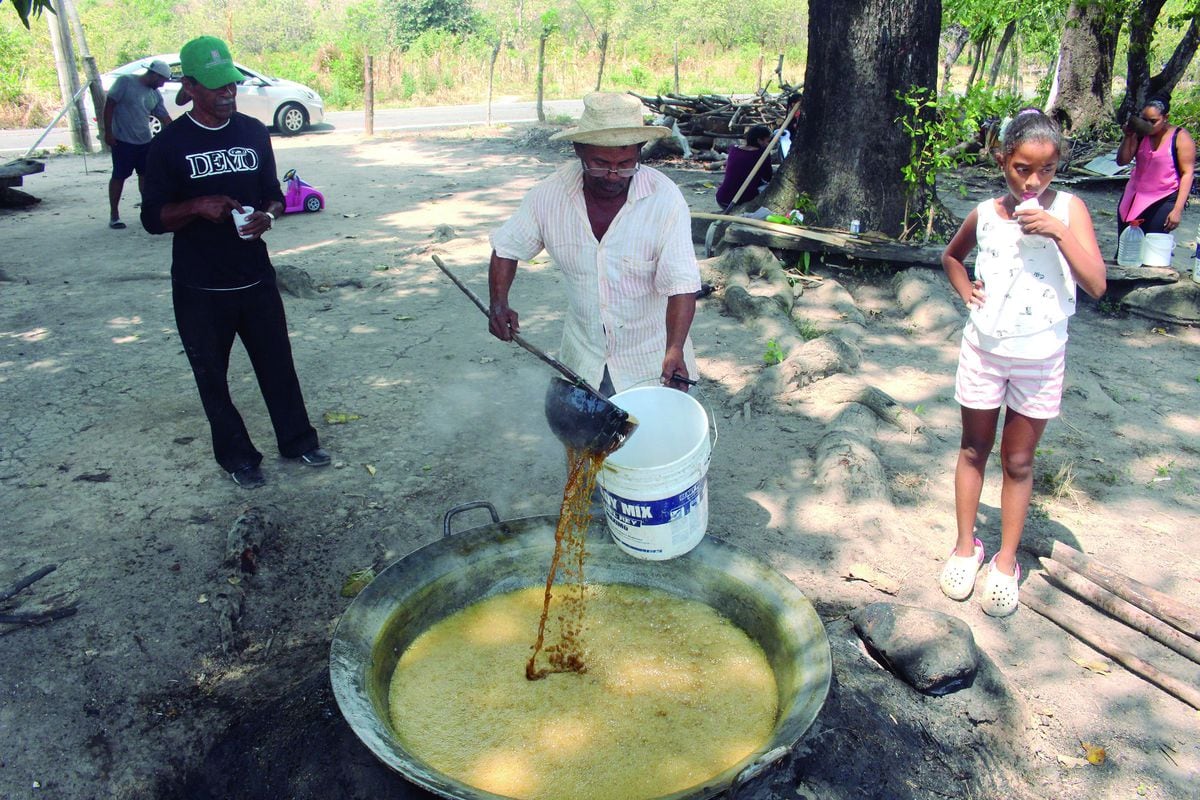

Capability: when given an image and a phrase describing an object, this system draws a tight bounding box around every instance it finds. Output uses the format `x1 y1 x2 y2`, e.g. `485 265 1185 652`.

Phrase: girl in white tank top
937 109 1107 617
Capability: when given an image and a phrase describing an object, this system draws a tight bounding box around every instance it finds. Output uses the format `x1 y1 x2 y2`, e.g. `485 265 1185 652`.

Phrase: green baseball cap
179 36 243 89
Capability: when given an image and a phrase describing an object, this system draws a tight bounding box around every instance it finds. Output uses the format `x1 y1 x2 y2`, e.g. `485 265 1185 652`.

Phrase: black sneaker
230 464 266 489
297 447 331 467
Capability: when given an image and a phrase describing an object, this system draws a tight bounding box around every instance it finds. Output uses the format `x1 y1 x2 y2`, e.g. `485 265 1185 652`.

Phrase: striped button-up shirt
490 161 701 393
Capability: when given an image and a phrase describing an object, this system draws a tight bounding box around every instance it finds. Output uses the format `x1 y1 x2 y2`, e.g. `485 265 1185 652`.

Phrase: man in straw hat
104 59 173 229
488 92 702 395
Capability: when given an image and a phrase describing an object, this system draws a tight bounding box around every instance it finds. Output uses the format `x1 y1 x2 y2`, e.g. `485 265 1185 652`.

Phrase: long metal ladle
432 255 636 454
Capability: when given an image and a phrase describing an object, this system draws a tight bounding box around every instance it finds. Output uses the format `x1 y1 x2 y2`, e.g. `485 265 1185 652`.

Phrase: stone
849 602 979 695
1122 279 1200 325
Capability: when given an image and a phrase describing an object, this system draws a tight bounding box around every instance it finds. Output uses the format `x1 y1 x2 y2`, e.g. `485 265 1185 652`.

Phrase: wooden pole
363 54 374 137
46 0 88 152
1050 541 1200 640
536 30 548 123
595 30 607 92
487 39 500 125
673 41 680 94
1040 558 1200 666
756 54 763 91
60 0 105 152
1022 576 1200 710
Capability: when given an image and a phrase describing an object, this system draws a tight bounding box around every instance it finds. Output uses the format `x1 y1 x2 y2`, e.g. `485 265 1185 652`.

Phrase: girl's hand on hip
964 279 985 310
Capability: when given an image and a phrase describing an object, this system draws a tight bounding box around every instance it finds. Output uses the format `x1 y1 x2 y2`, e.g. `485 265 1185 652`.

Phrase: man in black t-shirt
141 36 328 489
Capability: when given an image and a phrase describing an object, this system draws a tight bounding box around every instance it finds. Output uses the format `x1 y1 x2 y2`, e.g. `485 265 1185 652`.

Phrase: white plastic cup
231 206 255 240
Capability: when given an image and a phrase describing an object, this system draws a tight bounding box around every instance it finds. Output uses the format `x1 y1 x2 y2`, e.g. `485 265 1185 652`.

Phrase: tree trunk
987 20 1016 87
536 31 549 123
1117 0 1200 124
1046 0 1119 135
595 30 608 91
760 0 941 238
940 22 969 95
965 34 986 87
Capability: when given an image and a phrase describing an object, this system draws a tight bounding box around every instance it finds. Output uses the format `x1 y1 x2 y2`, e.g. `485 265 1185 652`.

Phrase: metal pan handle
442 501 500 538
726 746 790 799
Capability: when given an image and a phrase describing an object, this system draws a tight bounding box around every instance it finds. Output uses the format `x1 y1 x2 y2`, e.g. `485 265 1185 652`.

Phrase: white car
98 54 324 137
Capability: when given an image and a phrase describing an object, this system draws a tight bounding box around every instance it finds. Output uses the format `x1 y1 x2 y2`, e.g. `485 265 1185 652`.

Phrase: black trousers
173 280 319 472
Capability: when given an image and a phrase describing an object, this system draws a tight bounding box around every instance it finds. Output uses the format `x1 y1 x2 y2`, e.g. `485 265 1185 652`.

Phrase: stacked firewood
632 88 799 151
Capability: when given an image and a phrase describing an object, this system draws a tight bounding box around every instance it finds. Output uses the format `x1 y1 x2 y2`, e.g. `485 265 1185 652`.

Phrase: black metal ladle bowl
544 376 638 454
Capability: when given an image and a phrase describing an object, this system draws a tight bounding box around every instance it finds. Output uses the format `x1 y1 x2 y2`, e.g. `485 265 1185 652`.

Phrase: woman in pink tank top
1116 95 1195 236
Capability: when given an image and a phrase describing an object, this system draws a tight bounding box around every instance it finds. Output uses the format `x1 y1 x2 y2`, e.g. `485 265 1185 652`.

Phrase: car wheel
275 103 307 136
148 115 162 137
304 195 322 213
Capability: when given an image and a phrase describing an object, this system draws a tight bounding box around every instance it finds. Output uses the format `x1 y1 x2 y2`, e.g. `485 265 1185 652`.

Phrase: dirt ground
1 126 1198 800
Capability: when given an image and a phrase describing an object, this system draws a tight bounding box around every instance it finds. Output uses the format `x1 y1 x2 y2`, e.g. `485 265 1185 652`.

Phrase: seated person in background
716 125 772 210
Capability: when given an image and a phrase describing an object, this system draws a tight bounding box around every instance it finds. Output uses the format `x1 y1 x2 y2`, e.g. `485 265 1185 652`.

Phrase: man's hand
104 131 116 147
189 195 244 223
488 302 520 341
236 210 275 240
661 346 690 392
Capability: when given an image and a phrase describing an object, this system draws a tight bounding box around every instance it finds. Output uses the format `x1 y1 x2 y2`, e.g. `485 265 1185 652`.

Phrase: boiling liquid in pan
387 583 777 800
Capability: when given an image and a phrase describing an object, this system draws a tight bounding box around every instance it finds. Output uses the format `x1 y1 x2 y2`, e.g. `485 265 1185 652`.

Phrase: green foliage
896 84 1022 237
796 319 823 341
763 339 785 365
1169 85 1200 139
388 0 478 49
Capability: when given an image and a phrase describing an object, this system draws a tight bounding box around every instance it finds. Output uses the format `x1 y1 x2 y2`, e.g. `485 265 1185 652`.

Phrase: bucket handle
726 745 790 799
442 501 500 538
623 377 720 454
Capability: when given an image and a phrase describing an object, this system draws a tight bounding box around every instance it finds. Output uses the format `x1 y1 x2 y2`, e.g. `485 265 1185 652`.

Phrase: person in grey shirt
104 60 172 229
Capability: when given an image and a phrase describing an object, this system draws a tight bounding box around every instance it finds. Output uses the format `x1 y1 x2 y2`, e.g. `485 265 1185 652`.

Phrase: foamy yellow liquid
387 584 778 800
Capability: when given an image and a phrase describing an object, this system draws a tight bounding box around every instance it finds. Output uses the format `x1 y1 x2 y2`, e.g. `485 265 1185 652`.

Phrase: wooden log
1022 576 1200 710
1040 558 1200 666
1050 540 1200 640
0 564 56 602
0 606 78 626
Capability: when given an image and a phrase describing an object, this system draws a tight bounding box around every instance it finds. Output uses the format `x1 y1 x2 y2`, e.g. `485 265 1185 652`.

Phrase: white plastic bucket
599 386 713 561
1141 233 1175 267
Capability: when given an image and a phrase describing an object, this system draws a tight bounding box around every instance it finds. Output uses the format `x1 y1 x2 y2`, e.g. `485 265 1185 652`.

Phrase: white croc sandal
979 556 1021 617
939 538 985 600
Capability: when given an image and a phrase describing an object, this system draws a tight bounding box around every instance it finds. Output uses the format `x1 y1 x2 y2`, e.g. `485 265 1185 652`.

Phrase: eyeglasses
582 164 640 178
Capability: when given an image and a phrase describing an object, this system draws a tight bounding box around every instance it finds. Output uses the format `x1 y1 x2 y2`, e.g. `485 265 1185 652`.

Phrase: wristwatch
264 211 276 222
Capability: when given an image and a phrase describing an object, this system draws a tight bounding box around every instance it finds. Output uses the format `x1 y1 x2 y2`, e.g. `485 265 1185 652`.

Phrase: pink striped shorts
954 338 1065 419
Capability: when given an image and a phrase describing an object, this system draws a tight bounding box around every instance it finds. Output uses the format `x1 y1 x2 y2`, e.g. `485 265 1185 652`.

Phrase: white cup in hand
231 206 255 240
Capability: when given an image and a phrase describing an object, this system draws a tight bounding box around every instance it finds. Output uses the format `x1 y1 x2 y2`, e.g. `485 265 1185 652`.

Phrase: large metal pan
330 502 832 800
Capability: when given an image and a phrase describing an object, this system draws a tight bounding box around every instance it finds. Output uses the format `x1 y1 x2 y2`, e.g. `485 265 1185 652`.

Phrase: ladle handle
431 255 597 390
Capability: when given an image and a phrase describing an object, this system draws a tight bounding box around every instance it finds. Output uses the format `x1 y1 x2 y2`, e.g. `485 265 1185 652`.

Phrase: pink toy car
282 168 325 214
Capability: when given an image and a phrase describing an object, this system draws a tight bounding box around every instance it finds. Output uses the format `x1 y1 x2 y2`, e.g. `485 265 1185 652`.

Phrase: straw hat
550 92 671 146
